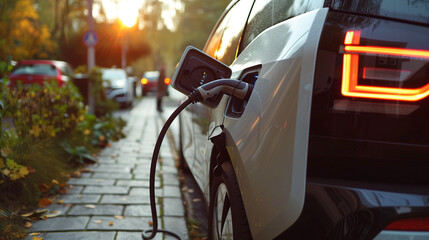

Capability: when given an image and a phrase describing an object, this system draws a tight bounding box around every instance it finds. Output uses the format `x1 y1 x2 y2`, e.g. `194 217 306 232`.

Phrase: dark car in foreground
175 0 429 239
9 60 73 87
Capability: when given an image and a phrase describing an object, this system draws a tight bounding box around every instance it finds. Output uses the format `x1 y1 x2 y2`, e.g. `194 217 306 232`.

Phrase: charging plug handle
192 79 253 102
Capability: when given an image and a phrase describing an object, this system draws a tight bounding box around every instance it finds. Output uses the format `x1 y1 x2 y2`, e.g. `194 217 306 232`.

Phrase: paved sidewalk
27 97 188 240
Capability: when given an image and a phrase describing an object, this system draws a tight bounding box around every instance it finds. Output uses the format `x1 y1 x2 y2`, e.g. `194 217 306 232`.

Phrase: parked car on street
141 70 170 96
176 0 429 239
102 68 134 108
9 60 73 87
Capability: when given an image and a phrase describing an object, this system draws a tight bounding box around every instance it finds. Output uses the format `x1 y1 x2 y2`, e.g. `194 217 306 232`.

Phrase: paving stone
163 198 185 217
161 157 177 167
87 165 133 173
57 194 101 204
27 231 116 240
30 216 89 231
67 186 84 194
68 204 123 216
116 231 163 240
164 217 189 240
92 172 133 179
86 216 152 231
124 205 160 217
129 187 162 196
67 178 115 186
43 204 71 216
80 172 93 178
116 180 161 188
163 185 182 198
161 165 178 174
101 195 150 204
163 173 180 186
83 186 129 194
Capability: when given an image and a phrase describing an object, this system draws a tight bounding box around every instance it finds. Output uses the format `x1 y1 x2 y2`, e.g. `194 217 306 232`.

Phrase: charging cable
141 79 253 240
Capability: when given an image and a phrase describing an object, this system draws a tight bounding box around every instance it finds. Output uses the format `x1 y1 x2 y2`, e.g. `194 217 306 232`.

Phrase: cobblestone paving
27 97 188 240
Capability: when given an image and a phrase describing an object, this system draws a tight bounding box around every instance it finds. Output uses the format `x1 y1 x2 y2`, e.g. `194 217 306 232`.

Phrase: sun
118 1 139 28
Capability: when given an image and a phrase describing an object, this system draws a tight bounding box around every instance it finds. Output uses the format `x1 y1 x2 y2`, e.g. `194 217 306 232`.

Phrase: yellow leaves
0 158 32 182
24 221 32 228
30 125 40 138
2 0 57 60
32 236 44 240
83 129 91 135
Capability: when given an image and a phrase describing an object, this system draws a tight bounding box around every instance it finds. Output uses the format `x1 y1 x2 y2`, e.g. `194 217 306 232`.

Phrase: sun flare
118 1 139 28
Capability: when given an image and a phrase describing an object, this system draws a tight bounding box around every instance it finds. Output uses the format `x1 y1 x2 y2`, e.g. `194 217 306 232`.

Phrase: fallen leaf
51 179 59 185
94 219 103 224
24 221 32 228
114 215 125 220
85 204 96 209
39 184 50 193
71 171 81 177
57 200 64 204
187 189 194 193
80 168 92 173
148 221 153 226
109 221 114 226
43 211 62 218
29 232 41 236
38 198 53 207
192 198 202 202
32 236 43 240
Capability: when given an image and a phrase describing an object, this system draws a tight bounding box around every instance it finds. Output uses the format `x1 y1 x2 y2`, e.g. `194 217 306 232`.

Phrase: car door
209 0 327 239
187 0 255 197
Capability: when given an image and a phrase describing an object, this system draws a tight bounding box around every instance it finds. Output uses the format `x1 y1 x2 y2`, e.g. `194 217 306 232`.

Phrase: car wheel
208 161 252 240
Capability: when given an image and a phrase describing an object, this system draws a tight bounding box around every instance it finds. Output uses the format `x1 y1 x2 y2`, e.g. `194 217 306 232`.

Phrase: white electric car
175 0 429 239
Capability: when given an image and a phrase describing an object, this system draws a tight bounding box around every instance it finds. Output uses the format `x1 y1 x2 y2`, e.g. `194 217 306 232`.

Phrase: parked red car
9 60 73 87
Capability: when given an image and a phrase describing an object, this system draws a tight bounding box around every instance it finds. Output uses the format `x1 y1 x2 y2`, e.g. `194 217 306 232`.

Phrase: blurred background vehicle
9 60 73 87
140 70 159 96
140 70 171 96
102 68 134 108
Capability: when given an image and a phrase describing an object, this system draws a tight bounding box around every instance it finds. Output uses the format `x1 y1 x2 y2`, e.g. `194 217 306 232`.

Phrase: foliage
4 81 86 140
0 0 56 61
0 210 27 240
0 61 126 209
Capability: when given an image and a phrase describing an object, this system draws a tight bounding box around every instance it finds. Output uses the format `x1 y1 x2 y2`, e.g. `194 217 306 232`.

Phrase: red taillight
141 78 148 85
342 30 429 102
164 77 171 85
385 218 429 231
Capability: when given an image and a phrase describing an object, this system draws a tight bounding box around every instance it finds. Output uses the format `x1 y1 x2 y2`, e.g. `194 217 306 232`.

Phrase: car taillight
164 77 171 85
385 218 429 231
141 78 148 85
341 30 429 102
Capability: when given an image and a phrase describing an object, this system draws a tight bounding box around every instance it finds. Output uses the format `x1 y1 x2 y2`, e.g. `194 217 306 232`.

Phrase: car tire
208 161 252 240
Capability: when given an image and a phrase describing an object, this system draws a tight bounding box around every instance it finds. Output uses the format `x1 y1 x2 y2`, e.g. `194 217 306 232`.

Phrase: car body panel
9 60 71 87
102 68 134 105
180 7 328 239
177 0 429 238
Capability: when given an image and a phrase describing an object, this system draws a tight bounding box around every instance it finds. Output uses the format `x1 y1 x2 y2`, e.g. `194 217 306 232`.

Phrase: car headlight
113 79 126 88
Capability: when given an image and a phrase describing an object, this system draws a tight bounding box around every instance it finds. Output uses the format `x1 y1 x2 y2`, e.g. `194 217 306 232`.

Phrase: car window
204 0 254 65
12 64 57 76
330 0 429 25
240 0 323 51
102 69 127 81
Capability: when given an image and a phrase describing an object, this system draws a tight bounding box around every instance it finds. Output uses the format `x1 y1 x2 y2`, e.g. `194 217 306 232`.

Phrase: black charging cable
142 80 253 240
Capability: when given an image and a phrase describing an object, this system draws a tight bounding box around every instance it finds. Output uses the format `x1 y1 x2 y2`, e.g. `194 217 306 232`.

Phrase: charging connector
142 79 253 240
